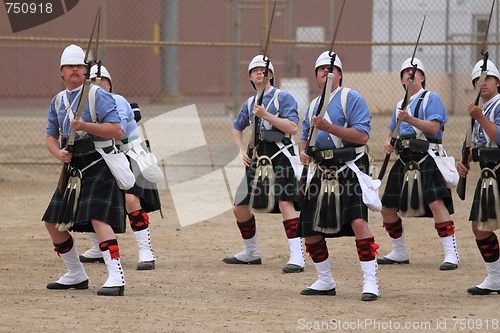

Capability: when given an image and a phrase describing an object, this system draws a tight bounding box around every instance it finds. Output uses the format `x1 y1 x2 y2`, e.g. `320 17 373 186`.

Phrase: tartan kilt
381 148 453 217
469 162 500 221
42 152 126 234
234 140 298 208
126 172 162 213
297 154 370 238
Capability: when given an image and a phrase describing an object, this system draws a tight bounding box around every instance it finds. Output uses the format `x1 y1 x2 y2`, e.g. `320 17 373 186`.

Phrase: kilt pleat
126 172 162 213
42 155 126 234
381 148 453 217
234 141 298 207
297 154 369 238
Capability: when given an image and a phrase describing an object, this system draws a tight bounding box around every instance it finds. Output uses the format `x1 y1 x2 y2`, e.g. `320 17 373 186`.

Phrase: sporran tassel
488 180 497 219
400 161 425 217
480 180 488 222
249 156 275 213
313 170 341 234
399 174 409 213
411 173 420 210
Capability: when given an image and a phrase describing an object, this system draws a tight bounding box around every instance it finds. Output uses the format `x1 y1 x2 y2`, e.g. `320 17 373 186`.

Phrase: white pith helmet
248 55 274 90
400 57 426 88
315 51 343 72
471 59 500 86
60 44 85 68
315 51 343 86
90 64 113 92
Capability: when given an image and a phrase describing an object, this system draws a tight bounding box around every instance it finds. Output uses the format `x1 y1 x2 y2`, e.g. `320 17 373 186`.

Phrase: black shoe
222 256 262 265
439 262 458 270
361 292 379 301
282 264 304 273
377 257 409 265
300 287 336 296
97 286 124 296
79 254 104 263
137 261 155 270
46 280 89 290
467 286 500 295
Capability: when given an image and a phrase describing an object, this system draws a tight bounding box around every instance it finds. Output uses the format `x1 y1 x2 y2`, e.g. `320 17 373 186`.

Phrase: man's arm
311 116 368 145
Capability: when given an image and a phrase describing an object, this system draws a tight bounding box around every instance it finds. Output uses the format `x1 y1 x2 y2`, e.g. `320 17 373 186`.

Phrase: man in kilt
298 51 380 301
222 55 306 273
377 57 459 271
457 59 500 295
78 64 159 271
43 45 127 296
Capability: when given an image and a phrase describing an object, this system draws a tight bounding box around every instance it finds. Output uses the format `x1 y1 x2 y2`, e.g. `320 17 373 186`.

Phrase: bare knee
233 205 252 222
351 219 372 238
380 206 398 222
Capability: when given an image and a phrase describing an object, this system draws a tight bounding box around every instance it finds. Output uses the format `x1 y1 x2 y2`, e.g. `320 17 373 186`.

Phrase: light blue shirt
472 93 500 147
46 84 122 141
388 89 447 139
112 93 139 141
233 87 299 131
301 88 371 149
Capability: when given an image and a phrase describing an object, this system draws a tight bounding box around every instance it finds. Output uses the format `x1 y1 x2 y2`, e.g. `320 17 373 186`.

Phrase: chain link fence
0 0 497 168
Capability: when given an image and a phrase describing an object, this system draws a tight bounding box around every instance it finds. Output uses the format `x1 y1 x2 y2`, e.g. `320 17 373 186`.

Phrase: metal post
232 0 241 112
284 0 294 78
153 0 184 103
388 0 392 72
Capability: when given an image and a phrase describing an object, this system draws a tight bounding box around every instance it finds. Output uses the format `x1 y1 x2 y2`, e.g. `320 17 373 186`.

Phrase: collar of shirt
482 93 500 111
66 84 83 94
408 88 425 107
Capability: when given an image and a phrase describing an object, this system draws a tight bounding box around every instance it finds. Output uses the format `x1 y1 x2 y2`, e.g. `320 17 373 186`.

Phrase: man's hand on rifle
311 116 330 132
384 139 395 155
397 108 412 122
299 150 311 166
240 149 253 168
467 103 485 121
58 148 72 163
70 118 87 132
457 160 470 178
253 104 268 120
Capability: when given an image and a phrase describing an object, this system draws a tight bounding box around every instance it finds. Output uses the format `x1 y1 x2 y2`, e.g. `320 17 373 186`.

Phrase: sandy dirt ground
2 163 500 333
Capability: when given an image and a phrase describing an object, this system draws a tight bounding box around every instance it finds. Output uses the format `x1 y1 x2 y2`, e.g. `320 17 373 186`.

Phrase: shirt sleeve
346 90 371 137
233 98 252 131
45 94 60 136
276 92 299 125
424 92 447 124
300 99 316 141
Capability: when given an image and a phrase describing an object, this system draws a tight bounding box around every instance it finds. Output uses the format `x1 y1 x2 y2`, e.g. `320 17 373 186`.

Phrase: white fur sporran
249 155 275 213
478 168 500 232
313 169 341 234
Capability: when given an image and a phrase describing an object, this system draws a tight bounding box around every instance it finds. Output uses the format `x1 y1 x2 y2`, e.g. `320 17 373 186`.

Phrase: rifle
378 15 426 181
246 1 276 160
57 8 102 194
298 0 346 202
457 0 496 200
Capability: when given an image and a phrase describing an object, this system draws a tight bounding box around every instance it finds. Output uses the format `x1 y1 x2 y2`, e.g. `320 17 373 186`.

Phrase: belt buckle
403 139 410 147
259 132 265 141
322 149 334 159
